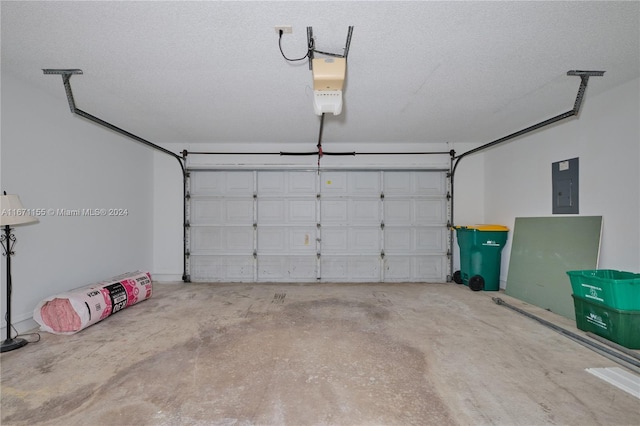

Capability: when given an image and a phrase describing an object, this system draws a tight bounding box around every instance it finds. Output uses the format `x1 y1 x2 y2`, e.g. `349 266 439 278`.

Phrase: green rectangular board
505 216 602 320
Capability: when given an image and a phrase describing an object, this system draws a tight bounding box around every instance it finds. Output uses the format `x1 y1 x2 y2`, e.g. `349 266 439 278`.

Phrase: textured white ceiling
2 1 639 145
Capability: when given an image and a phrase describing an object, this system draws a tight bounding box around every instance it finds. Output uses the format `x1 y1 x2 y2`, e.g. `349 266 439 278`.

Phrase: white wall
152 150 184 281
484 77 640 288
1 71 154 332
152 141 485 280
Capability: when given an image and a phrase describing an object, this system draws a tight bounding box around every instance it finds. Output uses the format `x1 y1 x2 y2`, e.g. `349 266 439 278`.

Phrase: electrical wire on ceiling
278 29 313 62
277 26 353 66
278 35 348 62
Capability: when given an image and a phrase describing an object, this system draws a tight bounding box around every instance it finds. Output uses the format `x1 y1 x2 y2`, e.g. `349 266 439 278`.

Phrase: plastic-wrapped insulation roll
34 271 152 335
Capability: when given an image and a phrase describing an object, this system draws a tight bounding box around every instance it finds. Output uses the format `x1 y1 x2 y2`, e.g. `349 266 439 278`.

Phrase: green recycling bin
454 225 509 291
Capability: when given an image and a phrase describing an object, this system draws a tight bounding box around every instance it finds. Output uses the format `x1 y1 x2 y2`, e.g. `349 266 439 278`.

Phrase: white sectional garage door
187 170 449 283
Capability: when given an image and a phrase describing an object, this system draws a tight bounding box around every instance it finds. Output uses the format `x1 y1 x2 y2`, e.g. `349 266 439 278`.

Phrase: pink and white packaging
34 271 152 335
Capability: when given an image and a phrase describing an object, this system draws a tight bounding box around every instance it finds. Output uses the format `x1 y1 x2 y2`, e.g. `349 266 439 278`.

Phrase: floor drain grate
272 293 286 304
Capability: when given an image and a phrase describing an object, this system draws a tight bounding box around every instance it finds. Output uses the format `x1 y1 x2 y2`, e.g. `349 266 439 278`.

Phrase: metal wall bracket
42 69 83 113
567 70 605 115
452 69 605 166
446 69 604 280
43 68 190 282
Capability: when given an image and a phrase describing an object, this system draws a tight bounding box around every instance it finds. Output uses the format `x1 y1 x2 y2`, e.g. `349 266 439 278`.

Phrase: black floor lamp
1 191 38 353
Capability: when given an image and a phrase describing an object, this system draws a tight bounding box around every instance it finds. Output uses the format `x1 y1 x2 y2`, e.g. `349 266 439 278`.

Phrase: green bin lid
455 224 509 231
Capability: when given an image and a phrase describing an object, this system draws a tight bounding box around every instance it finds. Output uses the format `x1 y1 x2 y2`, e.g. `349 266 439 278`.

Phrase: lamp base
0 337 28 353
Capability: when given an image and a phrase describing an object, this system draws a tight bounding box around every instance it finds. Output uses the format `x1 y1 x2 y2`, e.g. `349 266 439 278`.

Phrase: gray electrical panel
552 157 579 214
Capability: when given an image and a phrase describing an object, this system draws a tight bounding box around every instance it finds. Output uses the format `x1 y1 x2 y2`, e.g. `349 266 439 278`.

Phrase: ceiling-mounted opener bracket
307 26 315 71
452 69 605 165
42 68 183 168
566 70 605 115
307 25 354 70
42 69 83 113
43 68 189 281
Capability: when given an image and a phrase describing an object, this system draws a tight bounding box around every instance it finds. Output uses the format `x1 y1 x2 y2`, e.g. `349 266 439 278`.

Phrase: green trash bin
454 225 509 291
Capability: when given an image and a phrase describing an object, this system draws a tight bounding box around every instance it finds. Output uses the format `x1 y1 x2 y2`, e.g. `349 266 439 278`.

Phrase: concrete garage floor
1 282 639 425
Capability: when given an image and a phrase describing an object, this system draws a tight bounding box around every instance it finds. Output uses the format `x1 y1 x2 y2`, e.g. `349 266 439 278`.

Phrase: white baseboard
1 317 39 336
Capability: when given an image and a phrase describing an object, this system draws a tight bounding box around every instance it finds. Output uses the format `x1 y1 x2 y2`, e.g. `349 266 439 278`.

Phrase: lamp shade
0 194 38 226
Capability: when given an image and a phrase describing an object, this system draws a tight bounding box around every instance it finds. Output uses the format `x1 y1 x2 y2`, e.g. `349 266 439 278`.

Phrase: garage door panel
257 257 284 280
258 171 316 195
321 228 348 251
417 256 448 281
321 200 348 223
289 227 317 252
258 226 317 253
191 227 223 251
224 227 254 252
384 171 445 196
289 172 317 193
321 171 380 196
352 199 381 223
225 257 256 280
258 256 317 282
192 226 253 253
257 172 285 194
257 200 284 223
191 255 223 281
384 256 446 282
227 174 254 194
350 172 381 194
191 172 226 195
322 227 380 252
384 200 413 224
350 257 381 280
383 256 412 281
384 227 447 253
321 256 380 281
321 199 380 224
416 199 447 224
352 227 380 251
416 227 448 252
191 199 223 224
383 172 413 194
191 171 254 196
225 200 254 223
384 228 412 251
385 199 446 225
320 199 381 225
191 255 254 282
192 198 253 225
415 172 446 195
257 227 285 251
189 169 449 283
289 200 317 223
320 256 347 278
321 171 348 194
258 199 316 224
